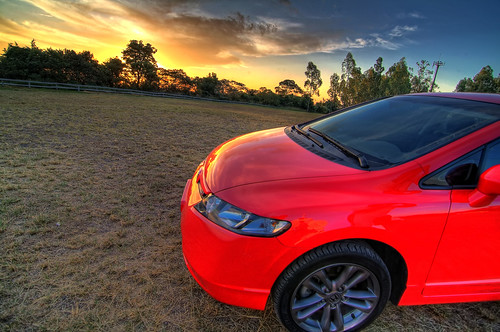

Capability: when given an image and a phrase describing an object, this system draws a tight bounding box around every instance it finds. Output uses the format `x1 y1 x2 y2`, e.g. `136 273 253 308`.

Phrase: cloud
389 25 417 38
6 0 279 66
146 12 281 66
409 12 426 19
258 16 303 30
370 35 400 51
397 11 426 20
1 0 421 69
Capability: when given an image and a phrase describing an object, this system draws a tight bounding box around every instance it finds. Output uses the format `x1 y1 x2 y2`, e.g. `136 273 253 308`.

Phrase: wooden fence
0 78 249 104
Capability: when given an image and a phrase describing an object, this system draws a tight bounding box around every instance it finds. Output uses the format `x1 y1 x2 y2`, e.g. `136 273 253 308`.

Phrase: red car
181 93 500 332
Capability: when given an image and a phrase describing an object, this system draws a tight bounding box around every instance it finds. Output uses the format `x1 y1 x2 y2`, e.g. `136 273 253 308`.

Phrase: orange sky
2 0 499 96
0 0 312 94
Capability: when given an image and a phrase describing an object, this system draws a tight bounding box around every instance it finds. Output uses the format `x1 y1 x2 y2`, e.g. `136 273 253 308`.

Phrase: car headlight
194 193 291 237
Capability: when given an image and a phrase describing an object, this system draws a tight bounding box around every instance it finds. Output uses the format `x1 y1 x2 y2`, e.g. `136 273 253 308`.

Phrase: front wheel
272 241 391 332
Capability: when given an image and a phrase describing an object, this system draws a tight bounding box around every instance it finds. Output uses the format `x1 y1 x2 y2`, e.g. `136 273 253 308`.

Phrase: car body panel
412 92 500 104
423 190 500 296
203 127 363 193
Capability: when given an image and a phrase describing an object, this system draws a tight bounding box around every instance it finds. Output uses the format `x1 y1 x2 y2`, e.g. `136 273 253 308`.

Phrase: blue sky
0 0 499 95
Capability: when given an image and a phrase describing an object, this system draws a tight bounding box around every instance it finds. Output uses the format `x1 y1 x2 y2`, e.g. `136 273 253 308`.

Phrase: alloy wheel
290 263 380 332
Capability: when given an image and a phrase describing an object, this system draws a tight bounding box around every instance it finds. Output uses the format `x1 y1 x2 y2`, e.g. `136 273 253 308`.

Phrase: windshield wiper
308 127 369 168
292 125 323 148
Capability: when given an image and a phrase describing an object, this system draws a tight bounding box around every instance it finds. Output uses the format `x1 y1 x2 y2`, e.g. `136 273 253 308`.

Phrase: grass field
1 87 498 331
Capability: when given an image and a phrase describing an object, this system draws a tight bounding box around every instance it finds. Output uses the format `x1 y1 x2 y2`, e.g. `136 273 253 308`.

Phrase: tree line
1 40 498 113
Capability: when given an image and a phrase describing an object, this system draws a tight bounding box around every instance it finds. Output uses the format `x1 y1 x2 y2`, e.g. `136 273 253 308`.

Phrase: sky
0 0 499 97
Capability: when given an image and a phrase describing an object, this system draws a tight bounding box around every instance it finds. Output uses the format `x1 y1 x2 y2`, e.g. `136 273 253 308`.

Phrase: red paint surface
181 94 500 310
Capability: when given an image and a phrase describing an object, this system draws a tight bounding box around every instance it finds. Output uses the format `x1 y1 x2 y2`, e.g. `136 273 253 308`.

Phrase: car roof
409 92 500 104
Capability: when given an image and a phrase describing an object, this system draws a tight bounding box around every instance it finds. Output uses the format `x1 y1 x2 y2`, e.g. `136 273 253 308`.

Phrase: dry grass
0 87 498 331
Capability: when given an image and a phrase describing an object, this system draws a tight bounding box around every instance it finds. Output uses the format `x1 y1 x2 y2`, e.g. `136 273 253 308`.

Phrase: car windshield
305 96 500 166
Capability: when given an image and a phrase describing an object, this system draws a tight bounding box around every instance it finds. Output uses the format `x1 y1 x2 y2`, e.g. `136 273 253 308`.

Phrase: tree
358 58 385 102
339 52 363 106
103 57 126 87
158 68 193 94
304 61 322 111
41 48 67 82
0 42 44 80
275 79 303 96
195 72 221 97
121 40 159 89
341 52 361 82
473 65 496 92
304 62 322 97
410 60 434 93
455 77 475 92
255 87 281 106
385 57 411 96
359 56 386 102
372 57 385 99
456 65 498 93
374 57 384 76
327 73 341 109
0 41 107 85
219 79 249 100
62 49 102 85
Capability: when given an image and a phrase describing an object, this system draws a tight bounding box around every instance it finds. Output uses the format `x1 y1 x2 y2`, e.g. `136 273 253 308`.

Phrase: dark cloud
1 0 422 68
104 1 286 65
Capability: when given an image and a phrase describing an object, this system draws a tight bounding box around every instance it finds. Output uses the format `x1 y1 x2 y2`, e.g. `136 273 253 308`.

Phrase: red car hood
203 127 364 193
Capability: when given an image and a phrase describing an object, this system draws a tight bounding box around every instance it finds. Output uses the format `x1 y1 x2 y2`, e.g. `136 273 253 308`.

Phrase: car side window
480 140 500 173
421 138 500 190
420 150 482 189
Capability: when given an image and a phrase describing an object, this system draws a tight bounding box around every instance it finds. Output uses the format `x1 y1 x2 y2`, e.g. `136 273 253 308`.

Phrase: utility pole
430 61 444 92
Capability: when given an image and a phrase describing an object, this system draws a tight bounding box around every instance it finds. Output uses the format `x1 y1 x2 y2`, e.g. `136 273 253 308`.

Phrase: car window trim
418 140 500 190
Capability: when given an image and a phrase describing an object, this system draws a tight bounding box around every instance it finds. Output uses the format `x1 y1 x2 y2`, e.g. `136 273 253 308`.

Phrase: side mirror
469 165 500 207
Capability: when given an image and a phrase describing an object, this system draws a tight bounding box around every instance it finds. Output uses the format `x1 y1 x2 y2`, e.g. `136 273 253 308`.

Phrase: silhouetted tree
158 68 194 94
304 62 322 97
195 73 221 97
219 79 250 100
0 42 106 85
275 79 303 96
327 73 341 109
0 42 44 80
103 57 126 87
4 39 475 112
304 62 322 111
121 40 159 89
255 87 281 106
62 49 102 85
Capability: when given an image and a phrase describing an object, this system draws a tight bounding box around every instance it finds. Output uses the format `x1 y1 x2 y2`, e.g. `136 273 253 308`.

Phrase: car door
423 139 500 300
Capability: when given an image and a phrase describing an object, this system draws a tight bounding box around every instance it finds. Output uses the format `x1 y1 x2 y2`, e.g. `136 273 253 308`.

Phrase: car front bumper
180 178 296 310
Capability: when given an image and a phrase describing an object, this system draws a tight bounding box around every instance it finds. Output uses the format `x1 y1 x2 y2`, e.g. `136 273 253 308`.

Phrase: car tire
272 241 391 332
